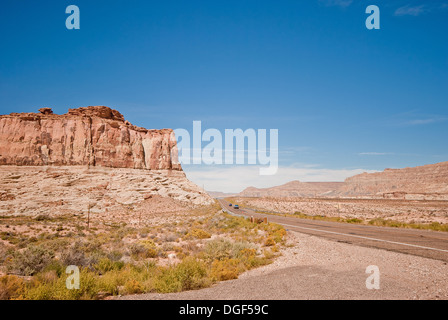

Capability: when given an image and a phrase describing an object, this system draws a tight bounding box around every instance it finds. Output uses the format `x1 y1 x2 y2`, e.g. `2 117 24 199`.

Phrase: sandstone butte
0 106 181 171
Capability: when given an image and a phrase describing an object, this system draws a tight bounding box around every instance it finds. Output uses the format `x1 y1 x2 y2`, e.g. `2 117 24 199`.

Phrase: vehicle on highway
234 205 239 209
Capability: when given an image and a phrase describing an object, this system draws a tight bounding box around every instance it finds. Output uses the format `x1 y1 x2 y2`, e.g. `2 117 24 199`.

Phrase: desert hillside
239 181 344 198
341 161 448 198
238 161 448 200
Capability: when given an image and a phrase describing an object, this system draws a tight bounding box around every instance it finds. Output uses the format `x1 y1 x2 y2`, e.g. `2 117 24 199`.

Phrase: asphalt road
218 199 448 262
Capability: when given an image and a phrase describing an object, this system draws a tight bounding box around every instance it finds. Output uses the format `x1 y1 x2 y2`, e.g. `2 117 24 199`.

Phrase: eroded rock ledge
0 106 181 171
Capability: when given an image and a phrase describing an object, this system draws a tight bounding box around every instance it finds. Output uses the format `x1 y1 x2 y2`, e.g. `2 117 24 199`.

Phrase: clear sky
1 0 447 192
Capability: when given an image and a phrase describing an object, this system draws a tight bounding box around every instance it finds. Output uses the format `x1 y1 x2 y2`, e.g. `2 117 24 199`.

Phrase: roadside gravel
116 231 448 300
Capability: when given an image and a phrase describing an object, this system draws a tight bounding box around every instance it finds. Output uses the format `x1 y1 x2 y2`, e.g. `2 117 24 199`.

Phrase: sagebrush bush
8 245 54 276
60 241 93 267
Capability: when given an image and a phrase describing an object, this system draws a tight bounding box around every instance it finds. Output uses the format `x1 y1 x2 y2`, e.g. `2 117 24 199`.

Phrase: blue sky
1 0 447 192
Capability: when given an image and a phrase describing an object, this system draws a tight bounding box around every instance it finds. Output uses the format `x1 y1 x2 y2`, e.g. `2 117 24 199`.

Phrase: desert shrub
60 241 93 267
95 265 151 296
43 260 67 277
128 241 159 259
35 270 59 284
23 268 100 300
264 237 276 247
271 228 287 243
44 238 71 252
0 275 24 300
94 258 124 274
128 243 146 257
106 250 123 262
161 233 178 243
186 228 211 240
346 218 363 224
210 258 241 281
0 242 11 264
203 238 255 262
123 279 144 295
154 257 209 293
8 245 54 276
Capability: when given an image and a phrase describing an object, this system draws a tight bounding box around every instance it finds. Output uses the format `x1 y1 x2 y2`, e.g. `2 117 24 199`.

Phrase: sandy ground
117 231 448 300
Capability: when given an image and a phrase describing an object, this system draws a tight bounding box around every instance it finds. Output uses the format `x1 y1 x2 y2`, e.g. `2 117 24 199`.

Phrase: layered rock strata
0 106 181 171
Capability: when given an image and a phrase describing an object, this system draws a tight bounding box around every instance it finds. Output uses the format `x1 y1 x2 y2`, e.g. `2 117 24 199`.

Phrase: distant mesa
239 181 344 198
0 106 181 171
238 161 448 200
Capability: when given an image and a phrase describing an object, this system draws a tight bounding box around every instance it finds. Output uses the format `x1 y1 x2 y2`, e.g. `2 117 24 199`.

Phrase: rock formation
0 106 181 171
340 161 448 198
238 162 448 200
0 106 214 216
239 181 344 198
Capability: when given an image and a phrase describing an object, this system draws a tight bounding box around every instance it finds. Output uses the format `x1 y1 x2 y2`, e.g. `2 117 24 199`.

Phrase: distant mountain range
238 161 448 200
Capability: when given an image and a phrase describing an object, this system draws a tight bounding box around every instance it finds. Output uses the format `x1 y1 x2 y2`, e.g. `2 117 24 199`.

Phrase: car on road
229 203 232 206
234 205 239 209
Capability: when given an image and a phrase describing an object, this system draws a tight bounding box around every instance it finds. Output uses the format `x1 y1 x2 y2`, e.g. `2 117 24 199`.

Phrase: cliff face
0 106 181 171
341 161 448 197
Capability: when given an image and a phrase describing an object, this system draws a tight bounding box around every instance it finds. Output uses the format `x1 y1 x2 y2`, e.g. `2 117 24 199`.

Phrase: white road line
279 222 448 254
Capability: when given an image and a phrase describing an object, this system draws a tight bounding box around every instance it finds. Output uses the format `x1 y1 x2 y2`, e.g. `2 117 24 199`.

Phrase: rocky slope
239 181 344 198
0 166 212 217
341 161 448 198
238 162 448 199
0 106 213 216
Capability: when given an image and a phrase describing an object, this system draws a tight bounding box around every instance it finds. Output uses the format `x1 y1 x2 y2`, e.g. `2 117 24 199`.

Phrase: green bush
94 257 125 274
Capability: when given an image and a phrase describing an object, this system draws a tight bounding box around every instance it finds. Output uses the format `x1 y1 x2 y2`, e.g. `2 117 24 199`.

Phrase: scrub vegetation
0 202 286 300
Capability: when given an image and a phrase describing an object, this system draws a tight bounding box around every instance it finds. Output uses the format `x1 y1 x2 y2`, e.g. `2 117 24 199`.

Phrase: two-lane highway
218 199 448 262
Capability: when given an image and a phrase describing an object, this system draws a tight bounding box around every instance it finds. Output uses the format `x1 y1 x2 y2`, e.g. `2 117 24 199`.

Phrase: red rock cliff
0 106 182 171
